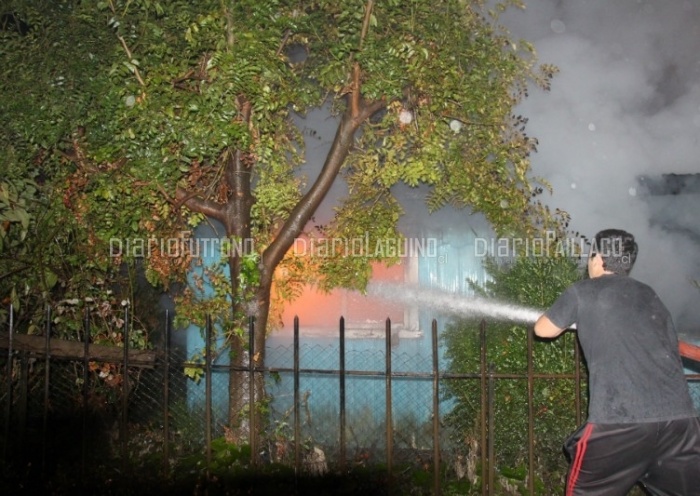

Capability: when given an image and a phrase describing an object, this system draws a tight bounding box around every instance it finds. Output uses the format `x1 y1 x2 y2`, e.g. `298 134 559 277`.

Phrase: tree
1 0 560 437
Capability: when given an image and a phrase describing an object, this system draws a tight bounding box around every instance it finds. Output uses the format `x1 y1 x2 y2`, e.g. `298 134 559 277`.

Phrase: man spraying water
535 229 700 496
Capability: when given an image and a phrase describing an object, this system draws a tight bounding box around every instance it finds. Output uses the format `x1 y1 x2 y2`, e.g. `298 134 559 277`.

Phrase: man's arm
534 314 566 338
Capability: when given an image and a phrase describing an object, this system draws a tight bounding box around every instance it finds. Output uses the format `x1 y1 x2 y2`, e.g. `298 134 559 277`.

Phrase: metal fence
1 306 699 495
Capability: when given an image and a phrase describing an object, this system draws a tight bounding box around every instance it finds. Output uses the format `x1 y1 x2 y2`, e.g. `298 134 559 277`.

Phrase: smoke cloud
503 0 700 335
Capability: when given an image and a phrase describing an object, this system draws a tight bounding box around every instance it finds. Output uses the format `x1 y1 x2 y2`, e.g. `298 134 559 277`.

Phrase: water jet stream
366 282 542 324
367 282 700 362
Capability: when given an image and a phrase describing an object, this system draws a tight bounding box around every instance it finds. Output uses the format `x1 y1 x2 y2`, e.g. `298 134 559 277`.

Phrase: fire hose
679 340 700 363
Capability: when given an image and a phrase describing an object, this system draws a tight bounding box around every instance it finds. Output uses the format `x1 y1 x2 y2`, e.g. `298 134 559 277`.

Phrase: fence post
4 305 14 465
248 316 256 465
121 302 130 472
527 325 535 495
431 319 440 496
339 316 346 471
17 348 28 465
82 307 90 477
42 306 51 476
162 309 170 476
385 318 393 489
205 314 212 475
487 362 495 496
293 316 300 473
479 320 487 496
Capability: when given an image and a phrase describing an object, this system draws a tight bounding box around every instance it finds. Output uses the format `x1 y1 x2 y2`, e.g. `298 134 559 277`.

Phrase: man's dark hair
591 229 638 275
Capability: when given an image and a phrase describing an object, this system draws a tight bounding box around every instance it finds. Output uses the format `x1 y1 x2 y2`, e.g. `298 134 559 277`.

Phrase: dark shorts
564 417 700 496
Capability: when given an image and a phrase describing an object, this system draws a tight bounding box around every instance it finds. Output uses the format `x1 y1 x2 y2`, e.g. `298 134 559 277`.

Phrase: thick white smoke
502 0 700 335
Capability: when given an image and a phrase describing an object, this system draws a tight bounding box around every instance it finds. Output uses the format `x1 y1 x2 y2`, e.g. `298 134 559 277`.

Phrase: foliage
0 168 35 254
442 254 585 494
1 0 559 304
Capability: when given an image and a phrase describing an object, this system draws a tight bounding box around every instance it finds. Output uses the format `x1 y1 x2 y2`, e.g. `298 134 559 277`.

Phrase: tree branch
276 29 292 57
108 0 146 87
351 0 375 118
358 98 387 123
117 34 146 87
0 263 31 282
225 99 253 190
222 0 235 49
261 104 361 280
359 0 374 51
351 63 361 118
175 188 226 222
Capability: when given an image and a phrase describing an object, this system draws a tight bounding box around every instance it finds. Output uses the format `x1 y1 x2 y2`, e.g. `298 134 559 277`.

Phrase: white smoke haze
502 0 700 335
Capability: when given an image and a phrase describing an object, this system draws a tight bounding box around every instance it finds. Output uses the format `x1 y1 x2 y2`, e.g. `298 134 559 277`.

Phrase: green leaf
44 270 59 289
184 366 204 383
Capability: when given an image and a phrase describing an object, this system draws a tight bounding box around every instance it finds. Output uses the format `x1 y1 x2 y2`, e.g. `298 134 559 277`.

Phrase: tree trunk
250 281 272 455
226 326 248 435
224 140 254 430
223 266 271 449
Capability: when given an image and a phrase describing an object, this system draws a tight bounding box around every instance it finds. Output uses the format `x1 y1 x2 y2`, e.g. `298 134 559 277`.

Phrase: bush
441 255 586 494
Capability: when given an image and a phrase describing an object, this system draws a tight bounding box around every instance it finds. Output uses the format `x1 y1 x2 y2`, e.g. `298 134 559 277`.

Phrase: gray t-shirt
546 274 696 423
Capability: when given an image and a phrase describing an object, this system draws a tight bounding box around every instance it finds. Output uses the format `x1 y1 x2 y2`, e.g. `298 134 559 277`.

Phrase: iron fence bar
339 316 346 471
17 349 28 465
487 362 495 496
253 366 580 380
4 305 13 464
82 308 90 477
293 316 300 474
263 368 434 377
189 363 253 372
121 303 130 471
527 327 535 495
479 320 487 496
444 372 580 380
385 318 393 490
205 314 212 475
248 316 256 465
197 362 435 376
431 319 440 496
42 305 51 476
163 309 170 476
